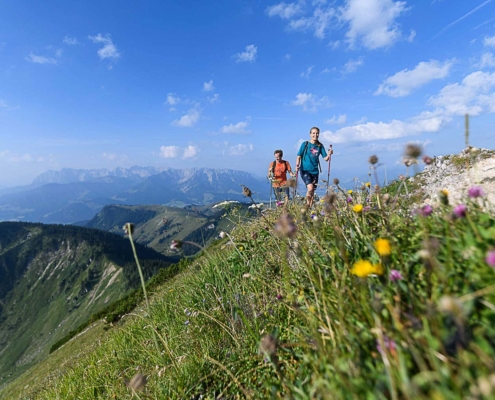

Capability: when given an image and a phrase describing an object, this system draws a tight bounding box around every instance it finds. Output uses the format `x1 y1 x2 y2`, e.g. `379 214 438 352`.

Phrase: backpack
301 141 322 173
270 160 288 176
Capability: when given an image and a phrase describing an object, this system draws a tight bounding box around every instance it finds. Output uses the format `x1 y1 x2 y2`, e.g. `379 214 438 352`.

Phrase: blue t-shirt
297 141 327 174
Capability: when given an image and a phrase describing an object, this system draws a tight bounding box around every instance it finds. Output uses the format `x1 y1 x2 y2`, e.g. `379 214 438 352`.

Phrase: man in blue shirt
295 127 331 208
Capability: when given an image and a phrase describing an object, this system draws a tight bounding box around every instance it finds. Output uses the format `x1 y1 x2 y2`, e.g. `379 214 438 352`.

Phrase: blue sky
1 0 495 188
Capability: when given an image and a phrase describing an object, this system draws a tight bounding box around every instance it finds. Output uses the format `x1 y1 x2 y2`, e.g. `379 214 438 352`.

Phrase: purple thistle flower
363 206 371 212
346 197 353 203
486 251 495 268
276 201 283 207
376 336 396 355
389 269 403 282
413 204 433 217
422 155 433 165
468 186 485 198
453 204 467 218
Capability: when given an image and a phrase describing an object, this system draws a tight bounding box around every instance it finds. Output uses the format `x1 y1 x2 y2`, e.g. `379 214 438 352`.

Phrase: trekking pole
326 144 333 194
268 177 273 208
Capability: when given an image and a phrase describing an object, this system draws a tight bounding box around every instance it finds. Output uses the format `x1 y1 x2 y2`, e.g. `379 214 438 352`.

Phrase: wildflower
310 213 317 220
382 193 391 205
219 231 226 239
286 178 297 188
123 223 134 235
404 143 422 159
369 155 379 165
365 182 371 187
333 178 340 185
440 189 449 206
486 251 495 268
389 269 403 282
414 204 433 217
274 213 297 238
185 320 189 325
422 155 433 165
346 197 353 203
276 201 283 207
363 206 371 212
124 373 147 391
170 240 182 250
376 336 397 356
453 204 467 218
351 260 384 278
374 238 391 256
347 189 353 194
353 204 363 213
259 334 278 357
468 186 485 198
242 186 252 197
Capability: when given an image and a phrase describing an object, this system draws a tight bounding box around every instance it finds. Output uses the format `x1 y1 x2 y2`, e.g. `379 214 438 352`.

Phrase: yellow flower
441 189 449 196
365 182 371 187
374 238 391 256
351 260 383 278
353 204 364 213
348 189 353 194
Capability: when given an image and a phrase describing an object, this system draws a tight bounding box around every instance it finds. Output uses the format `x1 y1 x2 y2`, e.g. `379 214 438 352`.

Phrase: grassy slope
4 181 495 398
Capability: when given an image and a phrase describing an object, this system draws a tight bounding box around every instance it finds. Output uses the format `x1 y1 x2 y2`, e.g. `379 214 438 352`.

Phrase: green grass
3 171 495 399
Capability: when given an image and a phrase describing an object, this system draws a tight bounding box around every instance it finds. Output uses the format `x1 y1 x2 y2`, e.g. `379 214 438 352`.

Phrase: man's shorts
300 170 319 187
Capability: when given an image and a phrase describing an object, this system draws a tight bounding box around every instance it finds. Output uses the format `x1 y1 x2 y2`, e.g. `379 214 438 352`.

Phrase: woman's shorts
300 170 319 187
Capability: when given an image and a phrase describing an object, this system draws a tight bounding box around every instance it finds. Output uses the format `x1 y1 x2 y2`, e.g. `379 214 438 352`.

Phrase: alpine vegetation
3 145 495 399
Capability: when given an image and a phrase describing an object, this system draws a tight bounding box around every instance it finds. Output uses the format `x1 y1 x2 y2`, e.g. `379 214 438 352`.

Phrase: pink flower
413 204 432 217
453 204 467 218
389 269 403 282
422 155 433 165
363 206 371 212
276 201 283 207
468 186 485 198
346 197 353 203
486 251 495 268
377 336 396 355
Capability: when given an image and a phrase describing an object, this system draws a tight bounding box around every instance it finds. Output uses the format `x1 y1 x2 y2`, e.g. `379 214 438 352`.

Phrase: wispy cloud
301 65 314 78
102 153 118 160
341 58 364 74
233 44 257 63
159 145 180 158
63 36 78 45
25 52 57 65
341 0 408 49
88 33 120 60
480 52 495 68
375 59 453 97
290 92 331 112
325 114 347 124
208 93 220 103
228 143 254 156
484 35 495 47
172 107 200 127
165 93 180 105
434 0 493 38
203 79 215 92
221 120 250 134
266 2 303 19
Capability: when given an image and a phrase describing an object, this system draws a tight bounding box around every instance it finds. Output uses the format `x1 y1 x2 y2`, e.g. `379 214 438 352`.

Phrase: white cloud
172 108 200 127
320 70 495 144
208 93 220 103
0 150 35 162
301 66 314 78
290 92 331 112
428 71 495 116
341 58 363 74
203 80 215 92
375 60 453 97
325 114 347 124
480 52 495 68
159 146 180 158
221 121 250 134
341 0 408 49
234 44 257 63
25 53 57 65
88 33 120 60
484 35 495 47
288 6 336 38
102 153 117 160
266 2 303 19
63 36 78 45
407 30 416 42
183 145 198 158
166 93 180 105
228 144 254 156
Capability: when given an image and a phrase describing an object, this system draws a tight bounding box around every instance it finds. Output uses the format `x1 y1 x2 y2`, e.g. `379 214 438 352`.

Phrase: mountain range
0 167 268 224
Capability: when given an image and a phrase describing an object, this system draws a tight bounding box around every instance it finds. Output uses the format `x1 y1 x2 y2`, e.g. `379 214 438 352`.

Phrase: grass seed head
123 223 134 235
405 143 422 159
369 155 379 165
242 186 252 197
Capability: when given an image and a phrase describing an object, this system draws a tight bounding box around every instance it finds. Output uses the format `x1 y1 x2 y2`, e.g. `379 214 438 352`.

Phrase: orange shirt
268 160 292 187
